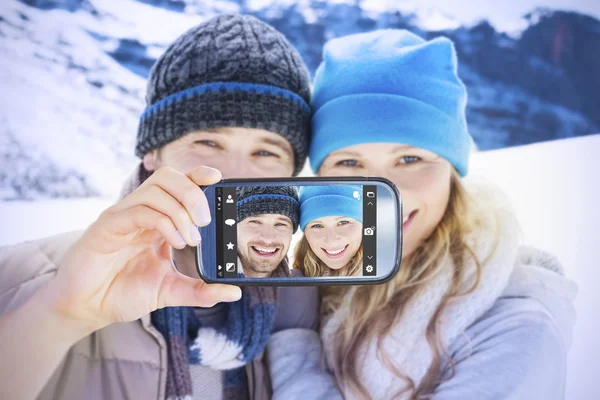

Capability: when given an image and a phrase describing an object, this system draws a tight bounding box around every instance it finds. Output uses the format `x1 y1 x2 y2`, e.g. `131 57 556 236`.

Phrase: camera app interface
215 185 377 279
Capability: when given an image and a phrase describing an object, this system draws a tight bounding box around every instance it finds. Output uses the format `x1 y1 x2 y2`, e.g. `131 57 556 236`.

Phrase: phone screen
198 178 401 285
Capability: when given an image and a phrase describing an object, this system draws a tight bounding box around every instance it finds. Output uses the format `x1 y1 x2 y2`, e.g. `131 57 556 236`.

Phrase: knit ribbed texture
152 286 277 400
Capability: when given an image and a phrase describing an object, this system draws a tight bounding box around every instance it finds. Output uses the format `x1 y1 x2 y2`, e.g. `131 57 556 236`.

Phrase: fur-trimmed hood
504 245 578 349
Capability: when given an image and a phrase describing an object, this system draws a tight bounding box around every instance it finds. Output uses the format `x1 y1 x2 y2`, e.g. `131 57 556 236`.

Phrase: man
235 186 299 278
0 14 324 400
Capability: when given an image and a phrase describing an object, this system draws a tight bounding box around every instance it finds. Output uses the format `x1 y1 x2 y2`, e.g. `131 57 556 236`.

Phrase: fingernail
189 225 201 243
206 167 222 180
195 204 211 226
225 289 242 302
174 231 186 247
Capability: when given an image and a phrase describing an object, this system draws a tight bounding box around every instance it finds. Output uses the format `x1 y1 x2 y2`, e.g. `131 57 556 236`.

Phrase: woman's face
319 143 452 258
303 216 363 270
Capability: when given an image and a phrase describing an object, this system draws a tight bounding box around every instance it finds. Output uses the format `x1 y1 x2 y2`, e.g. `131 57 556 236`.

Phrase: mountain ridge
1 0 598 200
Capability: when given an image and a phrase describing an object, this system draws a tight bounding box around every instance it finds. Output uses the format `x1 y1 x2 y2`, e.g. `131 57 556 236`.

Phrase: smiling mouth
321 244 349 259
251 245 280 258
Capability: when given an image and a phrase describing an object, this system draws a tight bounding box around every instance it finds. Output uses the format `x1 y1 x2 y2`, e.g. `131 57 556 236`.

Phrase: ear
142 151 157 172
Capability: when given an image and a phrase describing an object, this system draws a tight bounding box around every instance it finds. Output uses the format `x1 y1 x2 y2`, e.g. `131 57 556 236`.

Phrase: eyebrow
390 145 440 159
276 216 292 225
187 129 225 138
204 128 226 134
332 145 416 158
389 144 415 153
330 150 361 157
189 130 293 156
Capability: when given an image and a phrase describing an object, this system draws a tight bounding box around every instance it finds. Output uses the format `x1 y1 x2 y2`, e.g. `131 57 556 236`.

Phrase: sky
247 0 600 33
392 0 600 32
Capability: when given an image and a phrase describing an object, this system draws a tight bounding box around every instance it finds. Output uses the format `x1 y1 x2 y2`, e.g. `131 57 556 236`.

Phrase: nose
364 166 412 205
364 165 393 182
218 151 260 179
217 157 243 180
257 225 278 244
322 227 340 245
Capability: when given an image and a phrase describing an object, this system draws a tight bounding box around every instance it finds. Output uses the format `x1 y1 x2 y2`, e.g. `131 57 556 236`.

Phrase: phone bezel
196 176 402 286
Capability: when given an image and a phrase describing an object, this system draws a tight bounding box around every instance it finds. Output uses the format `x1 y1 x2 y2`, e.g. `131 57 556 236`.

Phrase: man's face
236 214 294 278
149 127 296 278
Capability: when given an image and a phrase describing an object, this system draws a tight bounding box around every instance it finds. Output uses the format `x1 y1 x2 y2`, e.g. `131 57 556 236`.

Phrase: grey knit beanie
236 186 300 233
136 14 312 175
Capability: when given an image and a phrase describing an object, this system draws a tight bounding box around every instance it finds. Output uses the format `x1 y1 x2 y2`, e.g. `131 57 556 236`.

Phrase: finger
185 165 222 187
158 271 242 309
143 166 218 227
178 166 222 226
125 184 200 246
96 205 188 251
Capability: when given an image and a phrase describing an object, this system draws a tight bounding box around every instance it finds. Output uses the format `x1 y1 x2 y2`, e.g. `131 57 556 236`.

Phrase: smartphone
196 177 402 285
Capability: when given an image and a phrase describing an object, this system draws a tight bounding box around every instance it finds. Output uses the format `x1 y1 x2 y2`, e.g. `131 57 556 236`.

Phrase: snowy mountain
0 0 598 200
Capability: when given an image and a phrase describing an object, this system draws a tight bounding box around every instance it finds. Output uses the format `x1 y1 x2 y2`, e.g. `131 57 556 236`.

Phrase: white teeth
254 246 276 253
325 247 345 255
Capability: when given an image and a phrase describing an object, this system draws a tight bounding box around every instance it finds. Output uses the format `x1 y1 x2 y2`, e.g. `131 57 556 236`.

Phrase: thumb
185 165 222 187
157 271 242 309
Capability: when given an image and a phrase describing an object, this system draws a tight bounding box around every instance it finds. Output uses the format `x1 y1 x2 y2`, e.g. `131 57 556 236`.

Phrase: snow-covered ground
470 134 600 400
0 134 598 398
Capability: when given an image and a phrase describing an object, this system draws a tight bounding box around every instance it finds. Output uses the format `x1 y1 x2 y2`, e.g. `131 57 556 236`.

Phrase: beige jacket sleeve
0 231 82 314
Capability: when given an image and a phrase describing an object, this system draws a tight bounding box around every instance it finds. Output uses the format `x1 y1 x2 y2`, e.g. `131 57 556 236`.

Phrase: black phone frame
196 176 402 286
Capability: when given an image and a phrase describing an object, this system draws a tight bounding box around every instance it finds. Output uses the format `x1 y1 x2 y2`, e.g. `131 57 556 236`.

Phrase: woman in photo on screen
293 185 363 277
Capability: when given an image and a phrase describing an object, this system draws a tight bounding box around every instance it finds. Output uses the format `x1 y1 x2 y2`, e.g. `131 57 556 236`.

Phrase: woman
268 29 577 399
294 185 363 277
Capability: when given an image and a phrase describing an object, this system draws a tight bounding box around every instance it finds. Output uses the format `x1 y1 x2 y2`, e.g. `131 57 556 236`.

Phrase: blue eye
336 159 359 167
399 156 421 164
338 220 350 226
255 150 278 157
310 223 323 229
195 140 217 147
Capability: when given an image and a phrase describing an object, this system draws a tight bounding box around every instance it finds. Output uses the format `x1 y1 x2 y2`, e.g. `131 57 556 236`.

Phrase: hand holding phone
196 177 402 285
40 166 241 338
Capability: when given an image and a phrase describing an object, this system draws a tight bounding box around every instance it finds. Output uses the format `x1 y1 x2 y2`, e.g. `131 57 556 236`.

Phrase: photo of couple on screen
233 185 366 278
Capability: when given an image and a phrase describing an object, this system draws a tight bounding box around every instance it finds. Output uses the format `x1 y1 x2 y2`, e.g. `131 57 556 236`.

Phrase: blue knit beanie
310 29 473 176
299 185 363 231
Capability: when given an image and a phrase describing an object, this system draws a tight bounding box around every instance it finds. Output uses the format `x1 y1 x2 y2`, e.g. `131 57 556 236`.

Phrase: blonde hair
294 234 363 277
322 171 501 399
